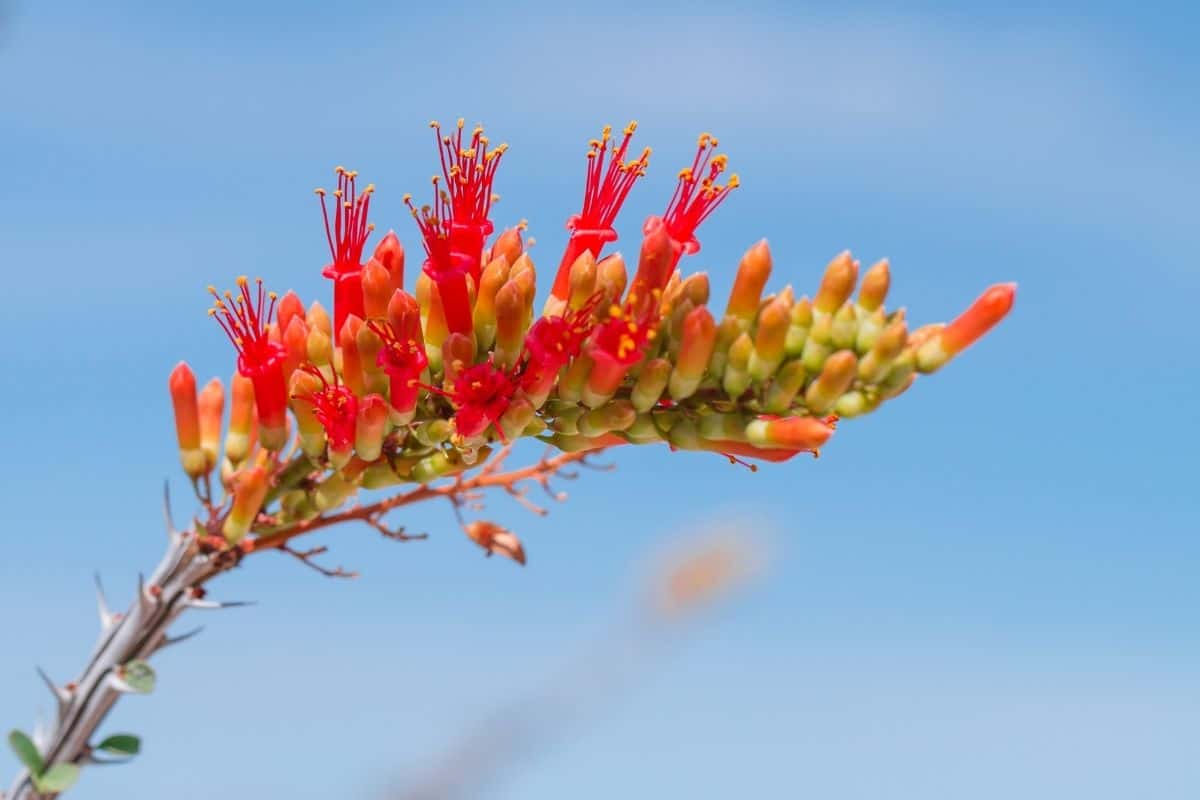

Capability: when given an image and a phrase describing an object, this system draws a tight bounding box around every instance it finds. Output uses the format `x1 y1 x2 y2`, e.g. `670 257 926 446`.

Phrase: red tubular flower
446 359 519 440
208 277 289 450
405 192 474 338
551 122 651 302
650 132 739 274
293 364 358 465
316 167 375 335
520 295 601 398
367 312 429 417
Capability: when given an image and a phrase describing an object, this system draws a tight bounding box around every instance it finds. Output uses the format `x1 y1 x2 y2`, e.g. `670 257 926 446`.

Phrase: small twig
278 544 359 579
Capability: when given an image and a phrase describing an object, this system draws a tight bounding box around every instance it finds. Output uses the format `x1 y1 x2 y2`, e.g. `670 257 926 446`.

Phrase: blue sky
1 1 1197 798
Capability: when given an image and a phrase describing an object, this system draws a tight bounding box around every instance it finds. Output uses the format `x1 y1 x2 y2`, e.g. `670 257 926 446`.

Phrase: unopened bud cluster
169 119 1014 547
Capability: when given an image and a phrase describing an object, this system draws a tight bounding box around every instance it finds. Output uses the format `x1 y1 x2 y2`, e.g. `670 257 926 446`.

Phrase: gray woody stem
6 524 237 800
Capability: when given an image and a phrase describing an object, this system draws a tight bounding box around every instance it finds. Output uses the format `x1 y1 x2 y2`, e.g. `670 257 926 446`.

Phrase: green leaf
33 763 81 794
8 729 44 775
96 734 140 757
121 660 156 694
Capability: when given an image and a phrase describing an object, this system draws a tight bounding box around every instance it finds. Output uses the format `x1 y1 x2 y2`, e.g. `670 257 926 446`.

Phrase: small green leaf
121 660 156 694
8 729 44 775
96 734 140 757
33 763 80 794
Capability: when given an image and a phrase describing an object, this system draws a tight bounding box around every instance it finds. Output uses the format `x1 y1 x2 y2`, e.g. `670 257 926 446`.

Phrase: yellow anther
268 291 278 300
588 139 602 148
236 275 248 286
601 124 613 139
314 188 326 195
207 308 216 317
402 193 413 203
347 170 358 178
333 190 343 198
625 120 638 135
728 174 741 188
712 154 728 169
678 167 693 180
335 165 346 174
456 118 465 129
364 183 375 193
491 193 501 203
609 304 622 318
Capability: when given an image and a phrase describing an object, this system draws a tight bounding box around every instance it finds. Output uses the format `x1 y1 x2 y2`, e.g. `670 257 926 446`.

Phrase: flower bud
880 349 916 395
413 418 453 447
354 394 389 462
745 415 835 452
313 471 356 511
277 291 305 336
785 296 812 356
567 251 598 311
632 358 671 412
306 327 333 375
556 353 592 403
224 372 256 465
282 316 309 383
371 230 405 295
577 399 637 438
306 301 332 336
670 307 717 401
596 253 628 308
361 258 392 321
498 393 536 441
416 273 449 368
680 272 710 308
707 316 742 378
722 332 754 397
338 315 366 396
857 258 890 312
855 306 887 353
412 449 468 484
493 281 525 369
356 322 388 395
223 466 269 544
834 389 869 418
169 362 207 478
626 412 664 443
441 333 476 386
289 370 326 460
198 378 224 470
858 320 908 383
763 360 806 414
814 251 859 314
492 226 524 268
726 239 772 321
804 350 858 414
830 303 858 350
474 255 511 351
917 283 1016 372
699 412 750 442
629 214 674 302
748 297 790 382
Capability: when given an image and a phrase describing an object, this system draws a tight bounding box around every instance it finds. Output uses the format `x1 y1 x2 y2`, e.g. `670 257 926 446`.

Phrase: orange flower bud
722 332 754 397
726 239 772 321
493 281 525 369
670 306 717 400
748 297 791 381
225 372 256 465
371 230 405 295
416 272 449 367
596 253 628 307
745 415 835 452
568 250 598 311
474 255 511 350
858 319 908 383
441 333 476 386
814 250 859 314
306 301 332 336
277 291 306 336
631 358 671 412
282 316 309 383
197 378 224 471
354 393 390 461
288 369 326 460
306 326 333 370
804 350 857 414
629 215 674 306
858 258 890 311
223 466 269 544
356 322 387 395
830 303 858 350
338 314 366 396
763 360 806 414
361 258 392 320
169 362 206 478
785 296 813 356
491 226 524 268
917 283 1016 372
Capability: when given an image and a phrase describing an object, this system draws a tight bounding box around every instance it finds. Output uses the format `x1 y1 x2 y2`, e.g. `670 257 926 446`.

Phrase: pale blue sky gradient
1 1 1197 798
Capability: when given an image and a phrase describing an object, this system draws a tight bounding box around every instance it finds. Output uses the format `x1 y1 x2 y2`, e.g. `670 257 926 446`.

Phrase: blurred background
1 0 1197 797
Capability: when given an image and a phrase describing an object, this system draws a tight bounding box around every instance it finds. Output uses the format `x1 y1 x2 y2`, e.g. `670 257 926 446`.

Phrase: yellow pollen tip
268 291 278 300
625 121 638 135
608 305 622 318
429 120 439 128
456 118 465 129
402 193 413 203
728 174 741 188
207 308 216 316
314 188 325 195
236 276 248 286
364 183 375 193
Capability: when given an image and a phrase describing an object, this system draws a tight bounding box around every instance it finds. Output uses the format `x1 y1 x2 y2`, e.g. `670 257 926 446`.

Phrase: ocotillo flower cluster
172 119 1014 556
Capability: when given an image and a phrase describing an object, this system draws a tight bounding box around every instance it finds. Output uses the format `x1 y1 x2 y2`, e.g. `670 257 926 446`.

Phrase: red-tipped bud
289 369 326 460
727 240 772 321
225 372 256 465
197 378 224 471
631 359 672 412
307 301 332 336
748 297 791 381
918 283 1016 371
858 259 890 311
361 258 392 320
670 307 717 400
223 466 269 544
596 253 628 307
474 256 511 348
804 350 858 414
354 394 390 461
371 230 405 294
491 226 524 268
814 251 859 314
338 315 366 396
629 215 674 303
282 316 309 383
169 362 206 477
306 326 333 369
493 281 525 369
567 251 598 311
745 415 835 453
277 291 305 336
441 333 476 386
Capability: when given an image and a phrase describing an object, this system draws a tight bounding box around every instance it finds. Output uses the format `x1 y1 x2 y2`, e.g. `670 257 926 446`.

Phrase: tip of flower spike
917 283 1016 372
